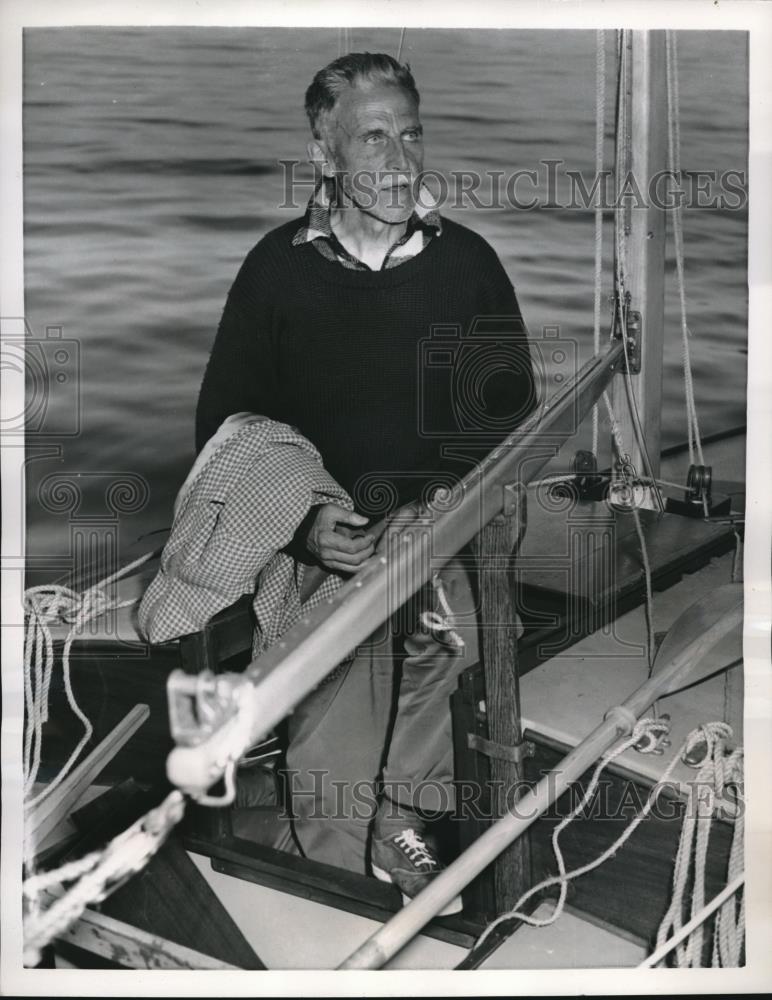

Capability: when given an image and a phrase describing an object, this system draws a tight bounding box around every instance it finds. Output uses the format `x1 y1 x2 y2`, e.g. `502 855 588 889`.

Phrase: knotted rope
471 717 676 951
22 551 156 813
470 719 744 966
420 572 465 649
20 548 186 967
655 721 744 967
22 790 186 966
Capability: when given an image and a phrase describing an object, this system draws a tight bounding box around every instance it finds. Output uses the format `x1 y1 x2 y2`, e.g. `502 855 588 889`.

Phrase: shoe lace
395 829 437 871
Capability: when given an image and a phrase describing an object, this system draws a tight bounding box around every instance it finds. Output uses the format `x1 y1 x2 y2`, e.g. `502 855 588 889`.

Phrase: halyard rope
396 28 407 63
666 30 705 471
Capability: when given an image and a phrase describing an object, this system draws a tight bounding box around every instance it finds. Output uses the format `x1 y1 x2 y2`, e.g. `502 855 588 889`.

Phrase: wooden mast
610 30 667 504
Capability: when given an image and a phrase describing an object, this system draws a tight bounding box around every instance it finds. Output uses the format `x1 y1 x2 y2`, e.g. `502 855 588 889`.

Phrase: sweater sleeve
195 243 280 453
471 242 538 431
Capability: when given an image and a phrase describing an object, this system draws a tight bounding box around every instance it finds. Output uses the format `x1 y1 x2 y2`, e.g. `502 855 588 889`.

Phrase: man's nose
385 137 411 172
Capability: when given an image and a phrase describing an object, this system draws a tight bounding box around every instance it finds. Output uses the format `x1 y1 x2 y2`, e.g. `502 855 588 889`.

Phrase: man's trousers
282 553 479 872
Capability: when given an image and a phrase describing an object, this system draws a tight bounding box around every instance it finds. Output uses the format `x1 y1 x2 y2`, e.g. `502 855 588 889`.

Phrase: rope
714 803 745 965
471 717 681 952
420 573 464 649
22 551 156 811
396 28 406 63
23 790 186 966
469 720 744 965
665 30 704 470
591 29 606 457
639 873 745 968
609 33 664 518
654 722 744 967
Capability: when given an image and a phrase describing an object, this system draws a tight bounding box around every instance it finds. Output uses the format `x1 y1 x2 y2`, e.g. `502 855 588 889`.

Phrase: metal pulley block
686 463 712 506
664 461 732 518
612 292 642 374
570 449 605 499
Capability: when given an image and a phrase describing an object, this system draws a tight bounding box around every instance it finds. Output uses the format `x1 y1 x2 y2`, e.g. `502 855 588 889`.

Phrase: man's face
320 81 424 225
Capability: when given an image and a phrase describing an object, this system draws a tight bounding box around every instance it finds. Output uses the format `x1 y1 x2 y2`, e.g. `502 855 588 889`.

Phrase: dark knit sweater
196 217 536 516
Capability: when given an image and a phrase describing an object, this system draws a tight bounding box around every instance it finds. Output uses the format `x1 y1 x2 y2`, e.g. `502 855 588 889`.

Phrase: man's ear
308 139 334 178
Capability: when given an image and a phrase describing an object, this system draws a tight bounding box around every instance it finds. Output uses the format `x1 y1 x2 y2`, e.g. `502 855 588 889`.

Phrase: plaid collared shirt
292 177 442 270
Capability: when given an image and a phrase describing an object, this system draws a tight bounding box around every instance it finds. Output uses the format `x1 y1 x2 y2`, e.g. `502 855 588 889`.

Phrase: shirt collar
292 176 442 248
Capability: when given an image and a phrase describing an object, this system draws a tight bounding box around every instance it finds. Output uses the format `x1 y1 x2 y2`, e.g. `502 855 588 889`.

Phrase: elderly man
196 52 535 912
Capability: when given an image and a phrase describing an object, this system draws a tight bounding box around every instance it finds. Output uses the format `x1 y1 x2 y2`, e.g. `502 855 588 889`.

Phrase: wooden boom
166 338 625 797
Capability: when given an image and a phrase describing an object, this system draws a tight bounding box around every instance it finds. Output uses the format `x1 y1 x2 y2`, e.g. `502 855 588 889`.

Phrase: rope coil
656 722 744 967
23 551 155 813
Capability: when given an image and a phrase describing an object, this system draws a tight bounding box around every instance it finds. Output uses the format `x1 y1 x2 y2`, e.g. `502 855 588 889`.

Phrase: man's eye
404 130 422 142
365 134 384 144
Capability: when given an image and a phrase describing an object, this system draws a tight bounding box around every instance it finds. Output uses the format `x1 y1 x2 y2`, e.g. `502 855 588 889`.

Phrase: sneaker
371 828 463 916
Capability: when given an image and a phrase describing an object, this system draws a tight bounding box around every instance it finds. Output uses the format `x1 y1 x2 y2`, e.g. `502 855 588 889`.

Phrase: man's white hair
305 51 420 141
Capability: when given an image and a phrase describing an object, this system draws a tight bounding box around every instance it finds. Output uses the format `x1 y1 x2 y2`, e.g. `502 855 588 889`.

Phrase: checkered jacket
138 418 352 655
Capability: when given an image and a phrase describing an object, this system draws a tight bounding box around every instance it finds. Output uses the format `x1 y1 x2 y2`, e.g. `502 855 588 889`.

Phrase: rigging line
592 29 606 458
396 27 406 62
666 30 705 469
81 548 159 598
43 544 161 612
610 33 664 515
465 717 685 958
458 722 742 970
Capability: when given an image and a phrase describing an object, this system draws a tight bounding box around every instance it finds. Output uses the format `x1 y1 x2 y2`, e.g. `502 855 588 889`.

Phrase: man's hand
305 503 375 575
